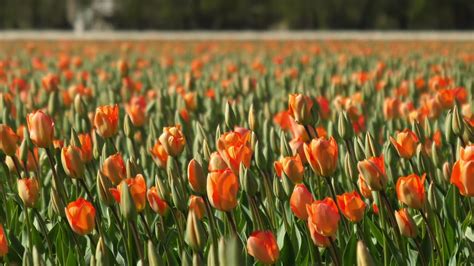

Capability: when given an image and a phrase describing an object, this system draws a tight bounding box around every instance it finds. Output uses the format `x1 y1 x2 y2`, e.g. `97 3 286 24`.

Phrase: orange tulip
396 173 426 209
17 177 40 208
0 124 19 156
41 73 59 92
208 152 228 172
435 89 455 109
304 137 338 177
147 186 169 216
125 96 147 127
357 175 373 199
383 97 401 120
150 140 169 168
78 133 93 162
111 174 147 212
357 156 387 191
188 159 206 195
307 225 331 248
247 231 280 264
390 129 419 159
274 155 304 184
217 129 252 175
450 145 474 196
306 197 340 237
288 94 313 124
336 191 366 223
94 105 119 138
0 224 7 257
61 145 85 179
101 153 126 185
395 209 417 238
27 110 55 148
65 197 96 235
290 184 314 220
159 125 186 157
183 92 197 111
189 195 206 219
206 168 239 212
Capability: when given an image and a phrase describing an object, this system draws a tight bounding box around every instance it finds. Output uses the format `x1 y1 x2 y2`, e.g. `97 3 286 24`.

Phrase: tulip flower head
290 184 314 220
159 125 186 157
396 173 426 209
150 140 169 168
206 168 239 212
102 153 126 185
274 155 304 184
61 145 85 179
247 230 280 264
147 186 169 216
111 174 147 212
450 145 474 197
94 105 119 138
17 177 40 208
27 110 55 148
0 224 7 257
65 198 96 235
390 129 419 159
306 197 340 237
77 133 93 162
304 137 339 177
217 128 252 175
336 191 367 223
0 124 19 156
125 96 147 127
357 156 387 191
395 209 418 238
288 93 313 125
188 159 206 195
188 195 206 219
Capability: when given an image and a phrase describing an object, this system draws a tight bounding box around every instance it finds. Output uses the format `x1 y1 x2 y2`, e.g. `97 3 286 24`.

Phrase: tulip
357 156 387 191
396 173 426 209
450 145 474 196
0 224 7 257
217 129 252 175
247 231 280 264
159 125 186 157
208 152 228 172
185 211 207 252
78 133 93 162
395 209 417 238
274 155 304 184
0 124 19 156
125 96 147 127
383 97 401 120
289 184 314 220
306 197 340 237
111 174 147 212
390 129 419 159
150 140 169 168
188 159 206 195
65 197 96 235
41 73 59 92
183 92 197 111
357 175 373 199
147 186 169 216
101 153 126 185
189 195 206 219
94 105 119 138
304 137 338 177
61 145 85 179
307 225 331 247
27 110 55 148
207 168 239 212
17 177 40 208
288 94 313 125
336 191 366 223
356 240 375 266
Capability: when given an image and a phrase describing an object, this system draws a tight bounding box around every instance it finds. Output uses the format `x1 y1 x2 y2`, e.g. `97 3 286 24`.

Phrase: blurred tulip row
0 40 473 265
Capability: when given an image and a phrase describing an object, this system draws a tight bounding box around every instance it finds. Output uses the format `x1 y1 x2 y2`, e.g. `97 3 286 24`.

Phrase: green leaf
342 234 357 266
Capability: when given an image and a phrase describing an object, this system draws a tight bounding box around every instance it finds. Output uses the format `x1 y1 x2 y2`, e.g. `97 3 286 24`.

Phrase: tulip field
0 40 473 265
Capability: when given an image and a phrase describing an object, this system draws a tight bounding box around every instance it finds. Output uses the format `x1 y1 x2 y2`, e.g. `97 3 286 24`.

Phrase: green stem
111 206 132 266
33 208 54 262
328 237 340 266
204 196 219 264
129 220 144 262
378 193 388 266
139 212 156 244
420 210 442 264
225 211 238 237
24 205 33 252
414 238 427 266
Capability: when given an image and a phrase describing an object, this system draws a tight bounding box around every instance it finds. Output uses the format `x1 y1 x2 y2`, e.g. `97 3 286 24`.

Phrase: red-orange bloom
17 177 40 208
395 209 418 238
290 184 314 220
390 129 419 159
217 129 252 175
247 231 280 264
65 198 96 235
27 110 55 148
61 145 85 179
147 186 169 216
306 197 340 237
188 195 206 220
288 94 313 124
383 97 401 120
336 191 366 223
0 224 8 256
274 155 304 184
111 174 147 212
357 156 387 191
126 96 147 127
150 140 169 168
206 168 239 212
304 137 338 177
396 173 426 209
450 145 474 196
78 133 93 162
159 125 186 157
0 124 19 156
94 105 119 138
101 153 126 185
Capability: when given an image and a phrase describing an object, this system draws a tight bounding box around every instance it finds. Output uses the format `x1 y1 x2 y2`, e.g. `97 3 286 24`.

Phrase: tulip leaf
342 234 357 266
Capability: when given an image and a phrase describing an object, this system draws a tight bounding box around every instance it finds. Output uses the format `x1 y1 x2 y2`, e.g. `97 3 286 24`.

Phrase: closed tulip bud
65 197 96 235
306 197 340 237
452 105 464 136
189 195 206 219
428 182 441 212
354 138 366 162
288 94 313 125
337 191 367 223
273 174 286 201
395 209 417 238
274 155 304 184
390 129 419 159
74 95 86 116
102 153 126 185
396 173 426 209
94 105 119 138
185 211 207 252
442 161 451 182
147 186 169 216
247 231 280 264
412 120 425 142
171 180 187 212
159 125 186 157
290 184 314 220
207 168 239 212
344 153 356 179
225 102 237 130
365 132 378 158
445 111 456 143
450 145 474 196
356 240 375 266
241 165 258 197
97 171 114 206
95 237 110 266
27 111 55 148
0 124 19 156
188 159 206 195
147 240 163 266
50 188 65 217
248 104 258 131
338 111 354 140
17 177 40 208
304 137 338 177
117 180 137 220
123 115 133 138
357 156 387 191
0 224 8 257
61 145 85 179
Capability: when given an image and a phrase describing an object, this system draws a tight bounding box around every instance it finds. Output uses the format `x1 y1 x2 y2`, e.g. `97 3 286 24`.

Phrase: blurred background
0 0 473 31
